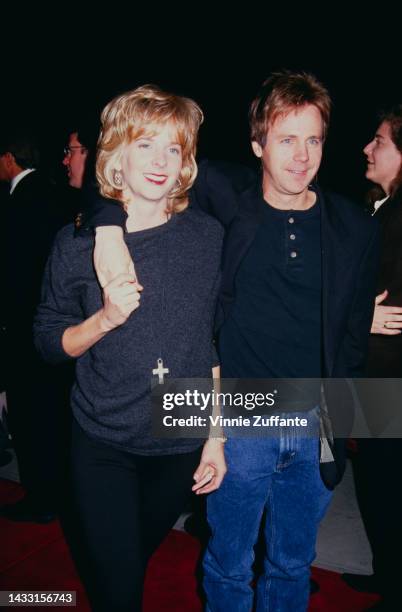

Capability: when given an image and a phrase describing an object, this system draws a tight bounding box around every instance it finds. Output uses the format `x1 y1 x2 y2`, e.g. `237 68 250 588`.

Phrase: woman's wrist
97 309 117 333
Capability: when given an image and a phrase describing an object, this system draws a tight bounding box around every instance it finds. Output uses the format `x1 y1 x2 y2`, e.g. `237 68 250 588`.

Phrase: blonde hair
96 85 204 213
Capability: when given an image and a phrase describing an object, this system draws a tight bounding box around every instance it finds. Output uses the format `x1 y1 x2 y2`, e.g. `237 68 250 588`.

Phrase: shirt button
290 233 296 240
290 251 297 258
288 217 295 224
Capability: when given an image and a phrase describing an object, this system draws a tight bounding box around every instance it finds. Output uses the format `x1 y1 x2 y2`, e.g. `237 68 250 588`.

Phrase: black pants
71 419 201 612
352 438 402 601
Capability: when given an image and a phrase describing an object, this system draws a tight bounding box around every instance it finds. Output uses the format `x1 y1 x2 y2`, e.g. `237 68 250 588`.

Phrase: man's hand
192 439 227 495
99 273 143 332
371 290 402 335
95 226 136 288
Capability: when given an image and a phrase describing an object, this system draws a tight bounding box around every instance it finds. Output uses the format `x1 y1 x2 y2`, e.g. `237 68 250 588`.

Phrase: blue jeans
203 408 333 612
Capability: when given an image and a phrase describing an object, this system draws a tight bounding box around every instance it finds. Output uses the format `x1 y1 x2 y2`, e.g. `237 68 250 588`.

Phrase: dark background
2 24 401 204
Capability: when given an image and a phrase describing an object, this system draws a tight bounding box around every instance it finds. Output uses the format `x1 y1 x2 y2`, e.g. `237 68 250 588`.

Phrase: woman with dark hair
34 85 226 611
343 105 402 611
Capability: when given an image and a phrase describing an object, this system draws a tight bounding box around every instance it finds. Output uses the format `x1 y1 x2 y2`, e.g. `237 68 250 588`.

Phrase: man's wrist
95 226 124 238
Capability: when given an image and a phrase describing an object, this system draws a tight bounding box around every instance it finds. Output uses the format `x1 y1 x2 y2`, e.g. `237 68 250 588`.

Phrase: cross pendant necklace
152 358 169 384
151 226 170 385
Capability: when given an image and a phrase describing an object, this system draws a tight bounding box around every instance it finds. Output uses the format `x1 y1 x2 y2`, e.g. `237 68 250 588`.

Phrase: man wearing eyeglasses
63 132 88 189
62 120 100 192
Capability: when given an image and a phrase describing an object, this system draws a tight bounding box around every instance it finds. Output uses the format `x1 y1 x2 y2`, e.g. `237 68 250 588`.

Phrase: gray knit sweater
34 209 223 455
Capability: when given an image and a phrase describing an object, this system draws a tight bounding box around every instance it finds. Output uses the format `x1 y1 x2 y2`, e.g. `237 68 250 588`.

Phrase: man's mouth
144 173 168 185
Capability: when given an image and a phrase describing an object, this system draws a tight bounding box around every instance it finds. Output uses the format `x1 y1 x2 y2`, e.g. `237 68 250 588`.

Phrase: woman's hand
192 439 227 495
99 273 143 332
94 227 136 288
371 290 402 335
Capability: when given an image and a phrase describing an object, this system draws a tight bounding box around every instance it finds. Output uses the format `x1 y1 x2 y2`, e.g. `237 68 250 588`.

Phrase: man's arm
192 159 256 226
76 191 127 235
79 161 257 288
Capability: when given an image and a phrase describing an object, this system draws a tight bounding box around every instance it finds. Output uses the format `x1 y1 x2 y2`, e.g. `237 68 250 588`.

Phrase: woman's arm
192 365 227 495
34 229 141 363
62 274 142 357
370 289 402 335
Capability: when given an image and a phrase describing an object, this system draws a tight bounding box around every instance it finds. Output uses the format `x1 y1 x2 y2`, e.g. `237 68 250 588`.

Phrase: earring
114 171 122 186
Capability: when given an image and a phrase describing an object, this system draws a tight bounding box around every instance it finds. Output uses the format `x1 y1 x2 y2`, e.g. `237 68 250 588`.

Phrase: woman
343 105 402 611
34 85 226 611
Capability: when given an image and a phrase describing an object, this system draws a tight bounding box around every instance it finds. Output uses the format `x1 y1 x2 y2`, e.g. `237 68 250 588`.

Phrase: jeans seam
264 481 274 611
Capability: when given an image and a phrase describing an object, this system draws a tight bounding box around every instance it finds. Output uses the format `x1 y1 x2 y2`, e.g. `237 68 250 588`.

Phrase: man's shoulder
16 170 55 194
322 189 378 233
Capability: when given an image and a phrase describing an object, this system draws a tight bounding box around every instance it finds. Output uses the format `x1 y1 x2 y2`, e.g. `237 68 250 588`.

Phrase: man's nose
294 143 309 162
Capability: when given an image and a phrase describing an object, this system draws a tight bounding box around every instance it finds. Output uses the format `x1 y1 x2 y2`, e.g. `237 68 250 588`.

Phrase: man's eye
281 138 292 144
308 138 321 145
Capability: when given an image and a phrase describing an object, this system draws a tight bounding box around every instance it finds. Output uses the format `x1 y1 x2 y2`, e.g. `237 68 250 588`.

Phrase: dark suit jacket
3 171 62 338
78 160 380 488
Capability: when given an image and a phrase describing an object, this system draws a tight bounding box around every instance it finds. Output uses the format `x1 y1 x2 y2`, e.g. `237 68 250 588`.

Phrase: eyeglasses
63 145 87 156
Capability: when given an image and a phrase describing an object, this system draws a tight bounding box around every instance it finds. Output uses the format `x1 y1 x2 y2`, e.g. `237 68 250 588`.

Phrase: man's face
363 121 402 194
62 132 88 188
252 104 324 203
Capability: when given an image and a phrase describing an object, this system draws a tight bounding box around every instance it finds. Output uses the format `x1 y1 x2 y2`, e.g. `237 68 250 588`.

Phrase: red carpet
0 479 380 611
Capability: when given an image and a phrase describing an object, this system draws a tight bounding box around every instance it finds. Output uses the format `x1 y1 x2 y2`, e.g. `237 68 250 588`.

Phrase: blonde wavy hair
96 85 204 213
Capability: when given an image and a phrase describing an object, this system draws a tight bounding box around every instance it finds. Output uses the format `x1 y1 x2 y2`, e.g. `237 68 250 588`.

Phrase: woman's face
364 121 402 194
119 122 183 207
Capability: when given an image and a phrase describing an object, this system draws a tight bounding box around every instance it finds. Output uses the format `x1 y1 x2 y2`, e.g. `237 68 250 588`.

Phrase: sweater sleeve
34 229 86 364
75 189 127 235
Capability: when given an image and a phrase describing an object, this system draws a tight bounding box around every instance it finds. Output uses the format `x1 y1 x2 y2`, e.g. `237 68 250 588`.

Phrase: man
63 130 89 188
342 106 402 612
0 133 70 523
76 72 379 611
59 121 100 226
62 121 100 190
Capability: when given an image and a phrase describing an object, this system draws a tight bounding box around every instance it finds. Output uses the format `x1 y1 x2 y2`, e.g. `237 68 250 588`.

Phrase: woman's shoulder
179 207 225 241
52 223 94 260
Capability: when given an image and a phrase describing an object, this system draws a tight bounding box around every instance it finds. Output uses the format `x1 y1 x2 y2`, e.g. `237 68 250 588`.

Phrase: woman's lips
144 173 168 185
